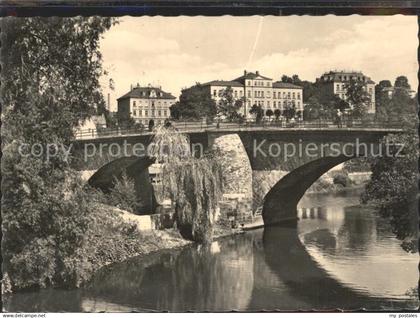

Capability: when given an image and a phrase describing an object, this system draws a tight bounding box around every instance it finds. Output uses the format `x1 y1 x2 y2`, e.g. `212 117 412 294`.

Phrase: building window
133 110 136 116
248 91 251 98
234 90 238 98
261 91 264 98
273 101 276 107
297 93 301 99
133 101 136 106
164 110 167 116
267 82 270 87
336 84 340 91
283 92 286 98
158 110 161 116
292 92 295 99
152 110 155 116
287 92 291 99
267 101 270 107
255 91 258 98
266 91 270 98
247 81 251 85
213 90 217 97
145 110 148 116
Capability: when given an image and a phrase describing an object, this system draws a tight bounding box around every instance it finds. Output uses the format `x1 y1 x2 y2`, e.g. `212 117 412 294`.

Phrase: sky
100 15 418 112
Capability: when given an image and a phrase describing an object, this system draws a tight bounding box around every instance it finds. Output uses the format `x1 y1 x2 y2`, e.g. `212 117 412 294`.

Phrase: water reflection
83 235 255 312
4 191 418 312
297 193 418 304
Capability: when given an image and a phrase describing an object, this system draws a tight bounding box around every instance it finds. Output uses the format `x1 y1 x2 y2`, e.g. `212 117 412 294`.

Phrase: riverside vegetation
2 17 417 295
2 17 224 293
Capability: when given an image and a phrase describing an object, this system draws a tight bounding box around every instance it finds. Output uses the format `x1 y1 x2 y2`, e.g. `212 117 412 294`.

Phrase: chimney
130 84 133 91
137 82 140 87
256 71 259 76
244 70 247 76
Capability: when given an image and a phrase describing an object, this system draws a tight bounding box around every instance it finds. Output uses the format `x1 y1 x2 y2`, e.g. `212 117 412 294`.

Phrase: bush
333 172 352 187
106 173 139 213
2 161 99 291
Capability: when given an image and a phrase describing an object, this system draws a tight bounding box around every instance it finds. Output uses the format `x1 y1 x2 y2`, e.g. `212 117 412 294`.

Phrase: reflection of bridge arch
262 155 353 225
260 223 389 310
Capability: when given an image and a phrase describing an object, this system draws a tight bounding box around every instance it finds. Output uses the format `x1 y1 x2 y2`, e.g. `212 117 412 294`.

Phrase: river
4 190 418 312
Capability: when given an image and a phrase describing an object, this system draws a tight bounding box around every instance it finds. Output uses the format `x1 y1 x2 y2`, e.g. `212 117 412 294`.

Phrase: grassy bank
2 203 190 295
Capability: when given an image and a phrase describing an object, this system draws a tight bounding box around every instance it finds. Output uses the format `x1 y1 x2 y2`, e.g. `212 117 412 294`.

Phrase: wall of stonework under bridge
71 128 395 225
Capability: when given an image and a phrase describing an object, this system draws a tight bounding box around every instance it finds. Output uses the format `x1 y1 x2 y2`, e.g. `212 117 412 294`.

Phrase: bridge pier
210 134 253 222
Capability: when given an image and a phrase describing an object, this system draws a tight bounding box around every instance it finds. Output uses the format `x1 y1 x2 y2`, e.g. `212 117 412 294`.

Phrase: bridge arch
262 155 355 225
87 156 158 214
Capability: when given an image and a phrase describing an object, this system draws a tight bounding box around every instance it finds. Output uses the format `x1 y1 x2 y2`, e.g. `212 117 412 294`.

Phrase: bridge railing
74 119 405 140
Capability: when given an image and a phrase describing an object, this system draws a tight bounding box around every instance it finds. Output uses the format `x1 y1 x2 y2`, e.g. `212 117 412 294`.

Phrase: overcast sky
100 15 418 112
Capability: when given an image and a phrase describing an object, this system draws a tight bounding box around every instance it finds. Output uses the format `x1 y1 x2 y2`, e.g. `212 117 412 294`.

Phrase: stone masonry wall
210 134 253 223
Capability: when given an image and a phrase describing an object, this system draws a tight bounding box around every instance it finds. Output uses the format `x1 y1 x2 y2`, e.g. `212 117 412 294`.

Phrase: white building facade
117 84 176 125
198 71 303 119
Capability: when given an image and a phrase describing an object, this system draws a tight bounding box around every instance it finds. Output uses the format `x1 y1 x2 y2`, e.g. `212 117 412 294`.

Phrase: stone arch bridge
70 126 403 225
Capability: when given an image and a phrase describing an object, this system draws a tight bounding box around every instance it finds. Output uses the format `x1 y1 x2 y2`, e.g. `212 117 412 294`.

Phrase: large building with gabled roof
117 84 176 125
195 70 303 119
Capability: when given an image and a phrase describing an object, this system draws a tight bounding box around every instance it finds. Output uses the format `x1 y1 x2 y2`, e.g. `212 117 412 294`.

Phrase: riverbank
2 202 245 296
305 182 366 195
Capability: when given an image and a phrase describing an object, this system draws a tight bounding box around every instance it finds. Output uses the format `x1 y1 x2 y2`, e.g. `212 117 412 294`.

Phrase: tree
334 95 350 112
281 74 301 85
375 80 393 121
374 77 416 125
265 109 274 120
249 104 264 123
148 119 155 131
362 132 418 253
170 84 217 120
274 109 281 120
344 80 371 118
375 80 392 100
389 88 417 126
394 75 411 89
303 96 322 120
283 101 296 121
117 114 135 129
281 75 293 83
2 17 116 290
217 86 244 121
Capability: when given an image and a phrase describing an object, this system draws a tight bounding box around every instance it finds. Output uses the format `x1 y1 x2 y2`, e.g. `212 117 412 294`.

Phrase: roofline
200 80 243 87
117 95 176 101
